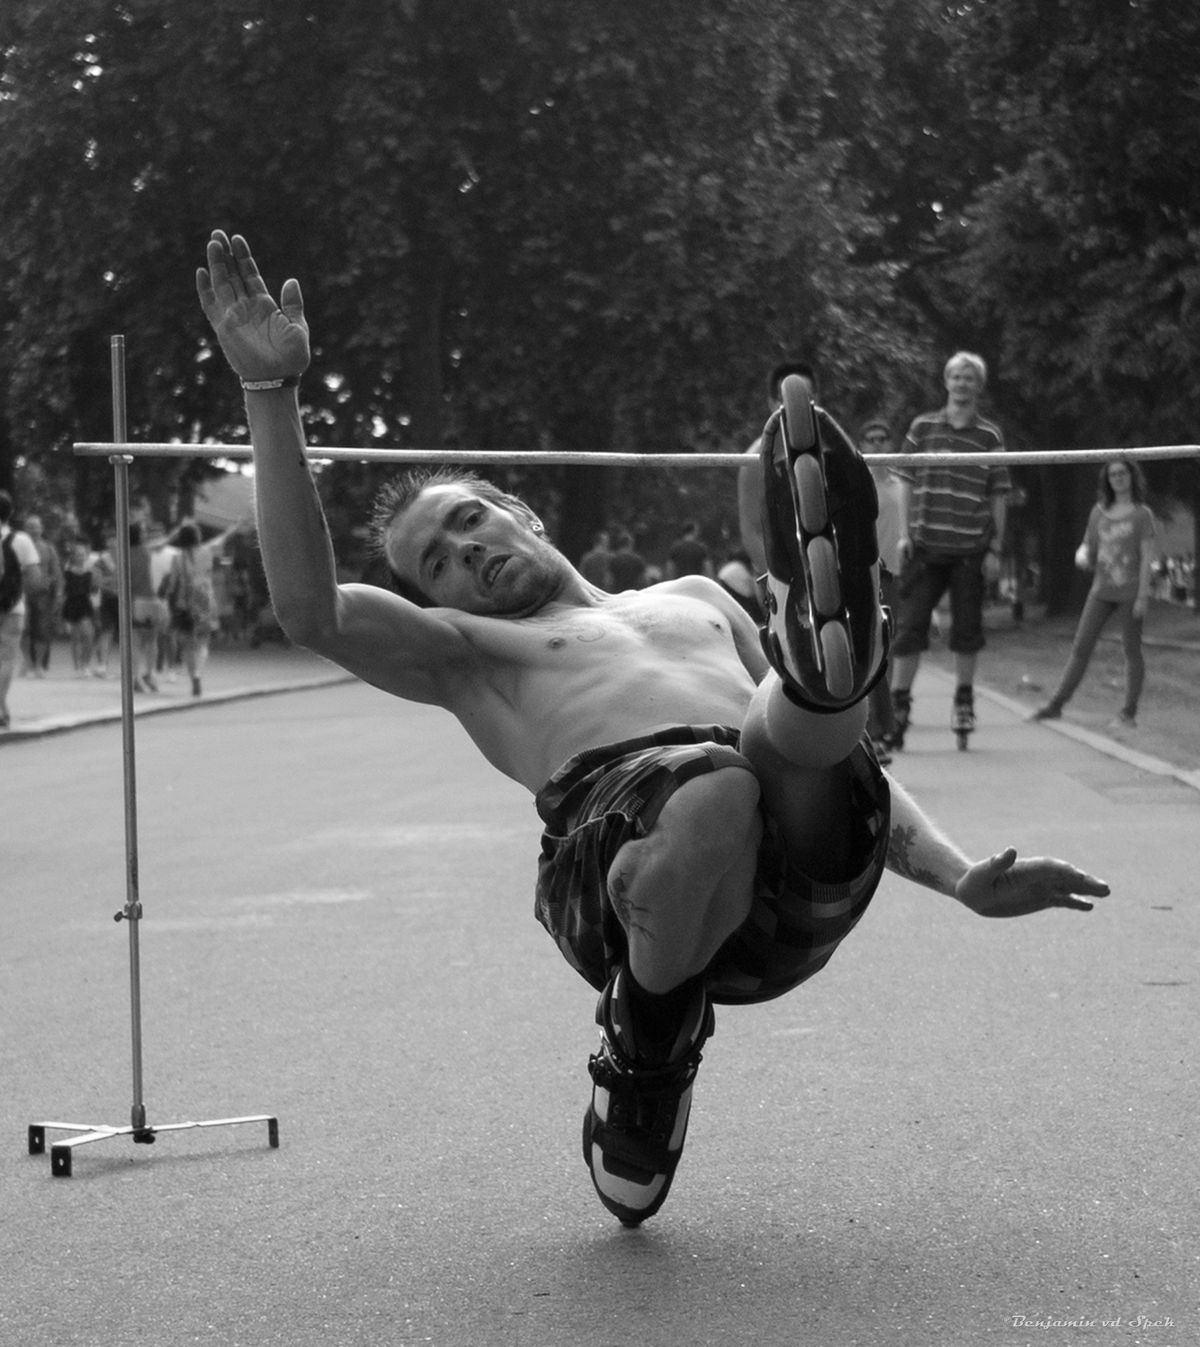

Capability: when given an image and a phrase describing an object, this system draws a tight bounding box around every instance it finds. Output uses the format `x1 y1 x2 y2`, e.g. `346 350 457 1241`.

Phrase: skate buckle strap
586 1043 704 1169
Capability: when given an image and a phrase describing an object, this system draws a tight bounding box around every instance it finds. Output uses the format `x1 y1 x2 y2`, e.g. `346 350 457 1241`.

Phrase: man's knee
743 674 867 770
609 767 761 914
646 765 762 868
610 767 763 988
947 598 985 653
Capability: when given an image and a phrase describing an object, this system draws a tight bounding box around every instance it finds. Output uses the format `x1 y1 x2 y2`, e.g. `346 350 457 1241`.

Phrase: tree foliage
1 0 1196 604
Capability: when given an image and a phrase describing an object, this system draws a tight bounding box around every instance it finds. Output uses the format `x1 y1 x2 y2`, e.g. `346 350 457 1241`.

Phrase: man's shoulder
653 573 719 595
650 573 741 615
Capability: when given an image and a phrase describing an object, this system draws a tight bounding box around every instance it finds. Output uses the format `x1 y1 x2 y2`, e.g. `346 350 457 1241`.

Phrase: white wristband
241 376 300 391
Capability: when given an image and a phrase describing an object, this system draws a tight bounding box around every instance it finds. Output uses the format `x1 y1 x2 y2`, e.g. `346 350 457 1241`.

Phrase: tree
4 0 924 563
931 0 1200 608
0 0 355 532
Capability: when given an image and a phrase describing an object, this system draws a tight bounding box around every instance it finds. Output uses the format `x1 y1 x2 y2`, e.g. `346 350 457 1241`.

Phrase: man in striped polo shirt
887 351 1011 747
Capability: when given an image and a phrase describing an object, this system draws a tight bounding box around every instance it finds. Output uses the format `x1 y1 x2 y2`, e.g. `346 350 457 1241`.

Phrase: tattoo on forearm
887 823 942 890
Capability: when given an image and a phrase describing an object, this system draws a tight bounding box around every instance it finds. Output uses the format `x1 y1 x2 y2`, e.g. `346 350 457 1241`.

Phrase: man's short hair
943 350 987 384
767 360 818 402
370 467 537 606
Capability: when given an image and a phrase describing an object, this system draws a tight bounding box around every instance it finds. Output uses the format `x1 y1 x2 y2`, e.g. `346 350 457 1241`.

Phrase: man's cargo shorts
533 724 890 1006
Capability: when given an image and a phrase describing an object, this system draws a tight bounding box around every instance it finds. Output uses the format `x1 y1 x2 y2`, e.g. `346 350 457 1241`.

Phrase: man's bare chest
459 593 735 673
520 596 730 657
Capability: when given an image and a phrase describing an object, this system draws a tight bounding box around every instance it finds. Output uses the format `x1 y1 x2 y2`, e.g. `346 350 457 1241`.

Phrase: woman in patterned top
1033 457 1157 728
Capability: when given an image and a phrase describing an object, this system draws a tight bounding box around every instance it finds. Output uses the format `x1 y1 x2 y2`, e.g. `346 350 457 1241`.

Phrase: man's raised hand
196 231 309 384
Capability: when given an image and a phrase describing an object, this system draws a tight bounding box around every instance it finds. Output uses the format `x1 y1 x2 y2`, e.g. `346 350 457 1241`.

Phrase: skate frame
26 335 278 1176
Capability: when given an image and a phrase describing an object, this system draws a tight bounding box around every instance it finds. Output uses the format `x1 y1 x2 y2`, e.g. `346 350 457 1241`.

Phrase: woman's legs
69 619 94 672
1117 603 1145 718
1047 594 1113 709
182 631 211 694
134 626 158 688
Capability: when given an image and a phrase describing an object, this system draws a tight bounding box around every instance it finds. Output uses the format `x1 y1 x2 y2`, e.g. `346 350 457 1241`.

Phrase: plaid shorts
533 725 890 1006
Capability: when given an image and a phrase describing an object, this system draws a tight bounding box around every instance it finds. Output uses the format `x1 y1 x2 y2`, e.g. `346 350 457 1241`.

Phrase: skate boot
758 375 889 713
886 688 912 751
952 686 975 750
582 967 714 1226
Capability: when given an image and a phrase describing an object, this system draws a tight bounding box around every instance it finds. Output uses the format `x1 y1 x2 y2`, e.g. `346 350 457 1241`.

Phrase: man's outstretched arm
884 772 1109 918
196 230 471 703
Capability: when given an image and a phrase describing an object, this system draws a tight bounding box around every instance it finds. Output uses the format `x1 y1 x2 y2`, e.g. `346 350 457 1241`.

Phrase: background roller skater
887 352 1011 751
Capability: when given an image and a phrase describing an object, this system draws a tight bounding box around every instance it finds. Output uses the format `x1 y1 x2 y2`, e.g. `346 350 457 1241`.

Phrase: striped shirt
894 409 1011 554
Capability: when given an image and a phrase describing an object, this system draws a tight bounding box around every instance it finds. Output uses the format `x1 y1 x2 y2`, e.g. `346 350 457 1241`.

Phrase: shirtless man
197 232 1108 1226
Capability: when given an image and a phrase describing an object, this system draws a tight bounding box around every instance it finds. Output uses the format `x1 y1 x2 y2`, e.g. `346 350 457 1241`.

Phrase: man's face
389 483 565 616
945 361 983 407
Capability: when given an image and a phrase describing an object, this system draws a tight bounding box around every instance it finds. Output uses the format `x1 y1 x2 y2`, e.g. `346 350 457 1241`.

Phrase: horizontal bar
72 442 1200 467
76 444 757 466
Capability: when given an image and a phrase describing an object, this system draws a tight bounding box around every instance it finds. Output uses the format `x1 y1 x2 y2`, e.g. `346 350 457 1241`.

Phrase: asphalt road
2 676 1195 1347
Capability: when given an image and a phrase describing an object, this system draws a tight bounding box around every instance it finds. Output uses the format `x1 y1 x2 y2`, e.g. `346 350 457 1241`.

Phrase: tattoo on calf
609 871 654 940
888 823 942 891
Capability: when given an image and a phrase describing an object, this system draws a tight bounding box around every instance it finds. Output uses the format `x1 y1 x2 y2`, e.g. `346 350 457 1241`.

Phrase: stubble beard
486 538 568 618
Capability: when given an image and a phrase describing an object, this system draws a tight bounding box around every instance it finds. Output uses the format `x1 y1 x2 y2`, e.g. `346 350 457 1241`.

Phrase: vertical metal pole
109 335 149 1138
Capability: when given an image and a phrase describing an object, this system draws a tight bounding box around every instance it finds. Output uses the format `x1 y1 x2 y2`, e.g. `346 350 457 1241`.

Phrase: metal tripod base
27 340 279 1182
28 1115 280 1177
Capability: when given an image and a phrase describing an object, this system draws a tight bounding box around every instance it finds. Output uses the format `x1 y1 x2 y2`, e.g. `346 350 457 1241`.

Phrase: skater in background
886 352 1010 748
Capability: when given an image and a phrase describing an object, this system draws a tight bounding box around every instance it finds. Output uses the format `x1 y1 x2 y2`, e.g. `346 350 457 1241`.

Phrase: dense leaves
1 0 1196 601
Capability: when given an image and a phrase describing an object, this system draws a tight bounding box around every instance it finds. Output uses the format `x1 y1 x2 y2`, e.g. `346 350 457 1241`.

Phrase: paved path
0 639 351 741
2 672 1194 1346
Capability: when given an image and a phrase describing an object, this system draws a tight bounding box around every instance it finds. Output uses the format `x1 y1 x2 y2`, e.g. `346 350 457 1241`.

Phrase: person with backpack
19 514 63 678
0 489 44 729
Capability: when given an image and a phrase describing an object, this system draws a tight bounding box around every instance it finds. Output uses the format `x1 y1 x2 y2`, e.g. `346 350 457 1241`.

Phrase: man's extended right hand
196 231 310 384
